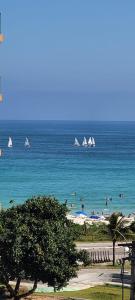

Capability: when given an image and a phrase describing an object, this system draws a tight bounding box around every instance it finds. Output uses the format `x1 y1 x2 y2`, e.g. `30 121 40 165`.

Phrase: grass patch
74 223 110 242
43 285 130 300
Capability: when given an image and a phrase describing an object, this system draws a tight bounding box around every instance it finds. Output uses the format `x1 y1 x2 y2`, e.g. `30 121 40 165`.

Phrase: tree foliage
0 196 82 299
130 221 135 233
77 249 91 266
107 212 130 265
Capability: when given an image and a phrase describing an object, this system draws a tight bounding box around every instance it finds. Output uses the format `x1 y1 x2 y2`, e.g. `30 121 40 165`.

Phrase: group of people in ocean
65 191 125 212
105 193 125 207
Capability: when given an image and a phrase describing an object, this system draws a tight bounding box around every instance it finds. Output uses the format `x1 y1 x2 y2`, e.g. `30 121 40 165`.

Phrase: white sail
88 137 92 146
74 137 80 146
0 149 3 157
25 137 30 147
82 137 87 147
8 137 12 148
91 137 96 147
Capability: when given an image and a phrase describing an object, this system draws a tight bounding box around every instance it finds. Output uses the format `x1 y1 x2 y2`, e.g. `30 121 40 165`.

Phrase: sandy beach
66 213 135 226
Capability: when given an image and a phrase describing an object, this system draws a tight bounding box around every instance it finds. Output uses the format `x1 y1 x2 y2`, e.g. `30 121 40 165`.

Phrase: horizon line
0 119 135 122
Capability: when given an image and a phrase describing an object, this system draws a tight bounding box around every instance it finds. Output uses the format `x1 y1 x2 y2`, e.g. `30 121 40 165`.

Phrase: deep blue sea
0 120 135 215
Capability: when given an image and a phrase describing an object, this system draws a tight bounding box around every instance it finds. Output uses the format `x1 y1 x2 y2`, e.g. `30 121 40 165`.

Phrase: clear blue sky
0 0 135 120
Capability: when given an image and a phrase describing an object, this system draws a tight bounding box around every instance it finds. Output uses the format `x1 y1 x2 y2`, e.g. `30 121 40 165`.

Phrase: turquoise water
0 120 135 214
35 287 79 293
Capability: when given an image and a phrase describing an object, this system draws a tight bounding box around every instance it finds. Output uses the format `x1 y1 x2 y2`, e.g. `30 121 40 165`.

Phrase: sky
0 0 135 120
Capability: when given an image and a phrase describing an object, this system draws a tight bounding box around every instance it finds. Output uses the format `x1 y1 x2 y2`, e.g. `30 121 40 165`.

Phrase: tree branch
1 273 15 298
14 277 21 295
16 279 38 299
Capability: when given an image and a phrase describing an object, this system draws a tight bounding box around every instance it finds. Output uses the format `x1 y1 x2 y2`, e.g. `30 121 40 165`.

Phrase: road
76 241 128 261
11 268 130 293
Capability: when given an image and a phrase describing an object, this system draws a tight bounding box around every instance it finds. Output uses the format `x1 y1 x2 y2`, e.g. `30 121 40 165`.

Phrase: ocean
0 120 135 215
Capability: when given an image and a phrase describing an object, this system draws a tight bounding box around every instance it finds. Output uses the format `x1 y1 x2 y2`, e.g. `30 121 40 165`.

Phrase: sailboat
8 137 13 148
74 137 80 147
91 137 96 147
82 137 87 147
88 137 92 147
25 137 30 148
0 149 3 157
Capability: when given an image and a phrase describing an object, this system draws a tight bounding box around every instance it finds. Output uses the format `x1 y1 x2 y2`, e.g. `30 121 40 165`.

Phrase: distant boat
91 137 96 147
25 137 30 148
74 137 80 147
88 137 92 147
8 137 13 148
82 137 87 147
0 149 3 157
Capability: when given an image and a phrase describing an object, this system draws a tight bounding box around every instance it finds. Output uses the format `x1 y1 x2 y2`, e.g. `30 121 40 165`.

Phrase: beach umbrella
89 215 101 220
75 211 88 217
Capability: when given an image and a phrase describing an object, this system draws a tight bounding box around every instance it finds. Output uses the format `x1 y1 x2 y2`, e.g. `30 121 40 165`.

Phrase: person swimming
119 193 124 198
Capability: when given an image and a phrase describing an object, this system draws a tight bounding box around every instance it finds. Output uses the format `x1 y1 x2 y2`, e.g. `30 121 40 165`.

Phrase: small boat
8 137 13 148
88 137 92 147
0 149 3 157
91 137 96 147
74 137 80 147
25 137 30 148
82 137 87 147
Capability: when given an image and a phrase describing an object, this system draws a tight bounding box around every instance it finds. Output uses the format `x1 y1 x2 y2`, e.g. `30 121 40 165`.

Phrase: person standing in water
81 203 84 211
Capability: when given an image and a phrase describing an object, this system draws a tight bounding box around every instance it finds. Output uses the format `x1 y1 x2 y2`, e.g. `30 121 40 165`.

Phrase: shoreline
67 212 135 226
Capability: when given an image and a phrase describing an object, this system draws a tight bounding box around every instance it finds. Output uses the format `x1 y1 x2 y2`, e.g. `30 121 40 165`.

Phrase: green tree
107 212 129 266
129 221 135 233
77 249 91 266
0 196 83 299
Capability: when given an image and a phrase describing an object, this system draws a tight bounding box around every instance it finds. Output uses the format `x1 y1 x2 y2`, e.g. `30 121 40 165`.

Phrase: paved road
68 268 122 288
13 268 130 292
76 241 127 261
